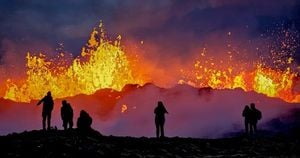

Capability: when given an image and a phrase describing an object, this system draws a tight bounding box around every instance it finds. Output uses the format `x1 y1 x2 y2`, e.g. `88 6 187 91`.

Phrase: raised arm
37 97 45 106
163 106 168 114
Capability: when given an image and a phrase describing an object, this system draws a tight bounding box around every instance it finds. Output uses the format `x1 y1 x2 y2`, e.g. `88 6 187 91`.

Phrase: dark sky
0 0 299 64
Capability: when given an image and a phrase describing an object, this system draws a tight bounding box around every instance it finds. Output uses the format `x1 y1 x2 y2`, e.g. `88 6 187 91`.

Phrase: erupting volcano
2 22 145 102
2 1 300 157
1 21 299 103
1 0 300 141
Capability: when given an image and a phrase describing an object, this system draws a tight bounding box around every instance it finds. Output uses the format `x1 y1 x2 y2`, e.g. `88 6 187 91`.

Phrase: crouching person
77 110 93 131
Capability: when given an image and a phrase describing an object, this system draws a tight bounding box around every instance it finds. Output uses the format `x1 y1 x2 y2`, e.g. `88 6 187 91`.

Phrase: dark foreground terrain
0 130 299 158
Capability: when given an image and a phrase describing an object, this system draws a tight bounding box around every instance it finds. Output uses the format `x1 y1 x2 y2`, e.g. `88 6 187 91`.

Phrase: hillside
0 130 299 157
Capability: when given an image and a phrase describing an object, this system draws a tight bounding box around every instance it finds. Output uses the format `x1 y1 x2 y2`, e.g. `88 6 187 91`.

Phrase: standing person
61 100 74 130
249 103 262 134
242 105 251 134
37 91 54 130
154 101 168 138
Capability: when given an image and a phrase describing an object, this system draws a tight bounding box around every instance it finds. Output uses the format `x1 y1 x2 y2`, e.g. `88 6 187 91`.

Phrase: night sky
0 0 300 64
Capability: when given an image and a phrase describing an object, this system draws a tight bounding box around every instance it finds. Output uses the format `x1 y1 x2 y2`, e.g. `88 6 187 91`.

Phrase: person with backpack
37 91 54 130
249 103 262 134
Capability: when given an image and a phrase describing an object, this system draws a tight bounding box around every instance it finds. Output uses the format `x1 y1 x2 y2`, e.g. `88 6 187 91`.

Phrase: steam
0 84 298 138
264 107 300 133
103 84 298 138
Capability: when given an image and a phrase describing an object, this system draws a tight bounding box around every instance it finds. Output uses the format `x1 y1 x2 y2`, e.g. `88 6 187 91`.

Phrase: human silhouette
61 100 73 130
242 105 251 134
77 110 93 131
37 91 54 130
249 103 262 134
154 101 168 138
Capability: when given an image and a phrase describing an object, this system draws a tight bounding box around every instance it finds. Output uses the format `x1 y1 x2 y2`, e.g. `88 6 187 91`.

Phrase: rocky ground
0 130 299 158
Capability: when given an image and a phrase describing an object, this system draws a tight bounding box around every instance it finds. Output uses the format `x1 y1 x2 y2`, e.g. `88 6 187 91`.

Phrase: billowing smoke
0 84 298 138
100 84 298 138
264 107 300 135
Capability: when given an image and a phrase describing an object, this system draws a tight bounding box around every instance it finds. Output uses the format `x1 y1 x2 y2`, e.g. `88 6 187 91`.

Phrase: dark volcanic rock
0 130 299 157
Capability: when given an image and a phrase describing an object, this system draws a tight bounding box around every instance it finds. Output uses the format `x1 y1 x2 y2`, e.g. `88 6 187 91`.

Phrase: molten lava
3 22 145 102
1 21 299 103
180 49 300 103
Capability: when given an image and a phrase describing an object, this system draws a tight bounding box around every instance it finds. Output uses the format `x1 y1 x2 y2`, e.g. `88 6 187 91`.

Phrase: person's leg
47 111 51 130
42 112 46 130
245 120 249 134
69 119 73 129
63 120 67 130
253 122 257 134
156 124 160 138
155 120 159 138
160 119 165 138
249 123 253 135
160 123 164 138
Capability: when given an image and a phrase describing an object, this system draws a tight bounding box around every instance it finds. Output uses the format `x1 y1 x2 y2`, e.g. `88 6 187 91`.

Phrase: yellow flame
1 21 299 104
4 21 145 102
181 57 299 103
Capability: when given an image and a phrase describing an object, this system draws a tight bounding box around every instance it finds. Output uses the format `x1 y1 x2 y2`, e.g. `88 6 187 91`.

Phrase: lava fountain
180 49 300 103
0 21 299 103
3 21 146 102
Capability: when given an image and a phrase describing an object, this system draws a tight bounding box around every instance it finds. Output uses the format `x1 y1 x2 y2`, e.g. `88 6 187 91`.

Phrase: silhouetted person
154 101 168 138
37 91 54 130
249 103 262 134
77 110 93 131
242 105 251 134
61 100 73 130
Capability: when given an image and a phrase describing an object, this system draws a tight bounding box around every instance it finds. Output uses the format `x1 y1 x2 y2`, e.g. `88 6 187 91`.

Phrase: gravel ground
0 130 299 158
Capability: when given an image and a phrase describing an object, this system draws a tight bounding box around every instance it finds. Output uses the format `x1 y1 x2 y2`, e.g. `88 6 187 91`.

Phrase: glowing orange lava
1 21 299 103
179 48 300 103
3 21 145 102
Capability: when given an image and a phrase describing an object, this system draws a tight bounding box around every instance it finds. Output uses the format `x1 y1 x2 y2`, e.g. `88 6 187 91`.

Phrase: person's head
244 105 249 110
47 91 51 96
62 100 67 106
250 103 255 109
158 101 164 107
80 110 88 117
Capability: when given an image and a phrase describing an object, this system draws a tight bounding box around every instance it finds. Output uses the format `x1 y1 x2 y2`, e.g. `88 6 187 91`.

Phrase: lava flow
0 21 299 103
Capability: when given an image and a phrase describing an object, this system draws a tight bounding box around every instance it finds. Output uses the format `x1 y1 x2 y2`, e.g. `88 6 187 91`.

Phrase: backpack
256 109 262 120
